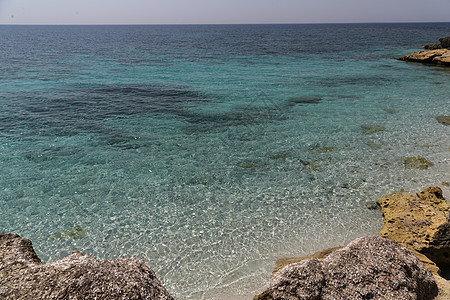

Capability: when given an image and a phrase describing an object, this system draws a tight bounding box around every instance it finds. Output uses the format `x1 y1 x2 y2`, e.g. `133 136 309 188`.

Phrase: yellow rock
398 49 450 66
377 186 450 265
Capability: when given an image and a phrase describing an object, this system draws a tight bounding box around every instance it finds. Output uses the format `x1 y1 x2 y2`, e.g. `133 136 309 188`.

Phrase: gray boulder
270 236 438 300
0 233 173 300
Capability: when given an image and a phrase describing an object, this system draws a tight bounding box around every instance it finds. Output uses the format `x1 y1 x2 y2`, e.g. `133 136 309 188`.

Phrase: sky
0 0 450 25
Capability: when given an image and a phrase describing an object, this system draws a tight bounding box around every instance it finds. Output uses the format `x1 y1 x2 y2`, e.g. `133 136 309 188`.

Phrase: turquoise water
1 24 449 299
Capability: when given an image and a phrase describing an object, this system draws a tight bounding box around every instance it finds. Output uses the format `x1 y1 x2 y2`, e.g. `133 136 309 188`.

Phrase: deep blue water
1 23 449 299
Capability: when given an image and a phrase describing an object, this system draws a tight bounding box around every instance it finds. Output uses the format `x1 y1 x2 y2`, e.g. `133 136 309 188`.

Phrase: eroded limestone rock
398 49 450 66
0 233 173 300
377 187 450 266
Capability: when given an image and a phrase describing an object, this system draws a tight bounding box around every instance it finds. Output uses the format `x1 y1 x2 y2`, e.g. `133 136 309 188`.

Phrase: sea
1 23 449 299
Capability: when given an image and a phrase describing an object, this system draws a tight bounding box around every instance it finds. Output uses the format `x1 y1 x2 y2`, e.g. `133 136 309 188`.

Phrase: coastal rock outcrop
377 186 450 266
0 233 173 300
398 49 450 66
267 236 438 300
398 37 450 66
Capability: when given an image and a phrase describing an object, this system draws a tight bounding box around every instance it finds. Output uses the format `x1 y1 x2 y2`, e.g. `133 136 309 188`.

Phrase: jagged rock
398 49 450 66
377 187 450 266
436 115 450 126
439 37 450 49
269 236 437 300
361 124 385 135
0 233 173 300
403 156 434 169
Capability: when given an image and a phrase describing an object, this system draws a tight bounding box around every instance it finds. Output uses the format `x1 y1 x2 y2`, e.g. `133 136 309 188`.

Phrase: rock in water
439 37 450 49
398 49 450 66
377 187 450 266
403 156 434 169
436 115 450 126
50 226 86 239
361 124 386 135
269 236 438 300
0 233 173 300
424 43 442 50
310 145 334 153
285 95 322 106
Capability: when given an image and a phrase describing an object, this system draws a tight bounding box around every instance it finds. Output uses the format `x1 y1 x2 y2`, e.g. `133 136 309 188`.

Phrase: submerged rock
366 201 379 210
388 188 406 196
286 95 322 106
300 160 322 171
436 115 450 126
383 108 396 114
0 233 173 299
50 226 86 240
268 236 437 300
310 145 334 154
361 124 386 135
404 156 434 169
367 142 382 150
237 161 258 169
269 151 293 160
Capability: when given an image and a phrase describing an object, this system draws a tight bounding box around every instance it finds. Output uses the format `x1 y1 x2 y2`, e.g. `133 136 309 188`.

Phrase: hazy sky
1 0 450 25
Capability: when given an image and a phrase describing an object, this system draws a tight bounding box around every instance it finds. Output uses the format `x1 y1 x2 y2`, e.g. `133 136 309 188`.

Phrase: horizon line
1 21 450 26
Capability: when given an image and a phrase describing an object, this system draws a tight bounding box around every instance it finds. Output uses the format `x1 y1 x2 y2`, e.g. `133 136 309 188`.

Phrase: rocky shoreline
1 186 449 299
398 37 450 66
254 187 450 300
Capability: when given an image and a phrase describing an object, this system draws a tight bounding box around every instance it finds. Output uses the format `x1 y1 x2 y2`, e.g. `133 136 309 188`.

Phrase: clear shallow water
1 23 449 299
